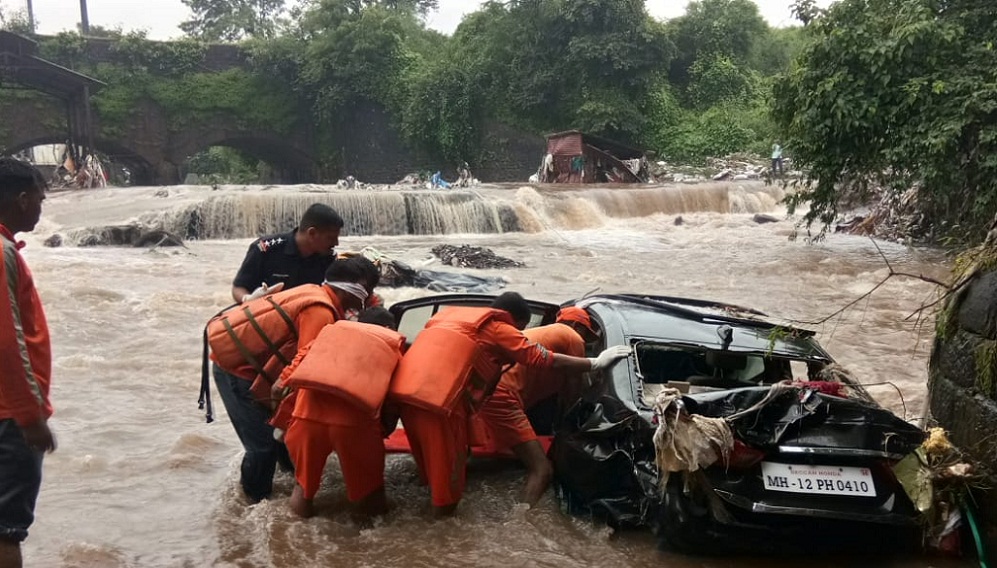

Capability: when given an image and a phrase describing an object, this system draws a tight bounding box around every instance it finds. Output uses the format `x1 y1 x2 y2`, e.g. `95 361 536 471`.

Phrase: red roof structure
538 130 650 184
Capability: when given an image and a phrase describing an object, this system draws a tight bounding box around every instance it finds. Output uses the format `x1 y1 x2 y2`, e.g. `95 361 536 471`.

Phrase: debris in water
431 245 524 269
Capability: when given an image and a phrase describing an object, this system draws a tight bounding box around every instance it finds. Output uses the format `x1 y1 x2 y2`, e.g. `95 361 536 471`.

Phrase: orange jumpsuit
284 390 386 502
279 319 400 503
398 309 555 508
478 323 585 450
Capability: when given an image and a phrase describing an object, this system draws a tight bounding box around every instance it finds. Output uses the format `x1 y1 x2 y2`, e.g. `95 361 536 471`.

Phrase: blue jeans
0 419 44 543
213 365 291 502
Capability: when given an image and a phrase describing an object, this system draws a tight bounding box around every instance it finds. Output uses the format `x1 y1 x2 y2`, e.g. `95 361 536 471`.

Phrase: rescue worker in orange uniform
478 306 599 506
272 308 403 521
208 257 373 502
390 292 631 516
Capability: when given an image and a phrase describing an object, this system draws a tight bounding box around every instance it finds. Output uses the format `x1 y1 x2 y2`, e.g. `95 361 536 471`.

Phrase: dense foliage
34 31 299 138
180 0 286 41
3 0 805 174
773 0 997 244
208 0 802 165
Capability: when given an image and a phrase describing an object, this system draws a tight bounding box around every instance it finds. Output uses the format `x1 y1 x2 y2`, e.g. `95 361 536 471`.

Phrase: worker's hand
242 282 285 303
270 380 290 407
589 345 632 372
21 419 57 453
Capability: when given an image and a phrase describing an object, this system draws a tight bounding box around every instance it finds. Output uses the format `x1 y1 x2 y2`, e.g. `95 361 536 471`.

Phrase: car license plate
761 462 876 497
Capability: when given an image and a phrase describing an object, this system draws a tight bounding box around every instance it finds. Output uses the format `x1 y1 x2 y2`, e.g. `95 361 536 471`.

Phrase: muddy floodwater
18 182 967 567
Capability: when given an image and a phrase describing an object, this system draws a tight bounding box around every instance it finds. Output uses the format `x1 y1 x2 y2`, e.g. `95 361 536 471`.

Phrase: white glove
589 345 632 372
242 281 285 303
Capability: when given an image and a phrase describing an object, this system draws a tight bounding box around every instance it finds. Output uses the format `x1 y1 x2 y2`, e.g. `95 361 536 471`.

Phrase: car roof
576 294 832 361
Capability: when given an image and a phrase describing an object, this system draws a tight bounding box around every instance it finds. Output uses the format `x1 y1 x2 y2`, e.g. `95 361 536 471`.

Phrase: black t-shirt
232 230 335 292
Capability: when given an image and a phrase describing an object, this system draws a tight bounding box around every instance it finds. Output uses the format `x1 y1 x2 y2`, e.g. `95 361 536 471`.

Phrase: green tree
686 54 757 109
0 7 34 34
667 0 767 89
447 0 671 146
180 0 285 41
772 0 997 244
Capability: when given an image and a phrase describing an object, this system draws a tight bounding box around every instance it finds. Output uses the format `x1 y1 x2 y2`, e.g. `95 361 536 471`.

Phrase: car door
388 293 560 343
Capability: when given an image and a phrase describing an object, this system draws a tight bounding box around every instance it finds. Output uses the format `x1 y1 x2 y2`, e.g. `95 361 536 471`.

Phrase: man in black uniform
231 204 345 304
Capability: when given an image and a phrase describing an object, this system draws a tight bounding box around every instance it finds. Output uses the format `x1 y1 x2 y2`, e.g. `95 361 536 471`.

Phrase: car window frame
389 293 560 344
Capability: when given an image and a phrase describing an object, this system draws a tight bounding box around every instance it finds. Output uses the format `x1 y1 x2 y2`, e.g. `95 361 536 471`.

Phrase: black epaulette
255 235 288 253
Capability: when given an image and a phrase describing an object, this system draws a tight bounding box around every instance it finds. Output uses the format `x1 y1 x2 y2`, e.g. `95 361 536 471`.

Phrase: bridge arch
5 136 157 186
177 134 317 184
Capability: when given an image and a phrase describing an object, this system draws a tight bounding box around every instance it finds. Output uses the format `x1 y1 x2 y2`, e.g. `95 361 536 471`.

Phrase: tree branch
798 237 951 327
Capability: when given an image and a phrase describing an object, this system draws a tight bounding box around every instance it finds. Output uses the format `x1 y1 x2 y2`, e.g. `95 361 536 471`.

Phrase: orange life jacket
206 284 336 386
283 320 406 418
388 307 511 415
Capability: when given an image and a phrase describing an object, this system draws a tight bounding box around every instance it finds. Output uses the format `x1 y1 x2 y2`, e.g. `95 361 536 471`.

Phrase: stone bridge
0 37 543 186
0 94 317 185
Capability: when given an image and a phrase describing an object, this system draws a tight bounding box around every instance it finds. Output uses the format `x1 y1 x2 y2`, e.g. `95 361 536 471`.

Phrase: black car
389 293 926 554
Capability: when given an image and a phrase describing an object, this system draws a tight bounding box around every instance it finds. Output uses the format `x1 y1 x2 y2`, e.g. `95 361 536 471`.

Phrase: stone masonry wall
339 105 544 184
928 268 997 553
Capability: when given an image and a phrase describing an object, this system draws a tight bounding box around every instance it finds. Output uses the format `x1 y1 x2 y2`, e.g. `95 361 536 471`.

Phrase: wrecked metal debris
431 245 524 269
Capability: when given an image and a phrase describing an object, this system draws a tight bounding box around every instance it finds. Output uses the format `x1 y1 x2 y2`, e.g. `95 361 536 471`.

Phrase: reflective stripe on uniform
1 236 45 408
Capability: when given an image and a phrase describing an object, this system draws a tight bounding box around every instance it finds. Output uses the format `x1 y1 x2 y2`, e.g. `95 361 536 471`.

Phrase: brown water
18 182 965 567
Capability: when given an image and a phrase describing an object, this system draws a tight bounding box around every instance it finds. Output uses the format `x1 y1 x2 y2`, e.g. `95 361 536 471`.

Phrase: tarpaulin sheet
379 259 507 293
684 386 925 454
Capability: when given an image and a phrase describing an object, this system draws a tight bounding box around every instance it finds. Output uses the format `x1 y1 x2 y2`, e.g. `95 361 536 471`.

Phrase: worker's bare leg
351 486 388 526
431 503 458 518
289 483 315 518
512 439 554 506
0 539 22 568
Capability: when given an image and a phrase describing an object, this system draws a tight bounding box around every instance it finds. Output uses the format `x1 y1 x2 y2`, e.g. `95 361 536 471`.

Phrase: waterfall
140 191 521 240
64 182 788 243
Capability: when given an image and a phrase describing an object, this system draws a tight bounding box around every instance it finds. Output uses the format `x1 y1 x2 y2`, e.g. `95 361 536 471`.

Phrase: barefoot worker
272 308 406 521
389 292 632 516
477 306 600 505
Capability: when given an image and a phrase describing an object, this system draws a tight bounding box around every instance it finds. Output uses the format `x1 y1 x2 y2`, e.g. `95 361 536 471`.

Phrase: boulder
752 213 780 224
43 234 62 248
958 271 997 339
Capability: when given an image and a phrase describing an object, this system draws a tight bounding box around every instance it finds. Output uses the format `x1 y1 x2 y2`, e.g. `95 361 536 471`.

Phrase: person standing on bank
0 159 56 568
231 203 345 304
771 141 784 177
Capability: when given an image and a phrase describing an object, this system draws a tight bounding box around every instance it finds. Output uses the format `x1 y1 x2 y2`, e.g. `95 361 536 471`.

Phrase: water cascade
65 182 788 244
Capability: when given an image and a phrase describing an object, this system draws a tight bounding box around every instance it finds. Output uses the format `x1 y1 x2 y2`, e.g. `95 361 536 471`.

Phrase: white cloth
652 388 733 491
324 280 369 303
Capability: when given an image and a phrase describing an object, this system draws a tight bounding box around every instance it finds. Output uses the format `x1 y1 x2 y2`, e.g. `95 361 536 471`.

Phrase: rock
752 214 781 224
712 169 733 181
134 230 185 248
154 189 170 198
44 234 62 248
958 271 997 339
674 216 684 226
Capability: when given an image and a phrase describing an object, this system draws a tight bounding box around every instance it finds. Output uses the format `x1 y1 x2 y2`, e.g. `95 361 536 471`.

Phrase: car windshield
633 341 820 406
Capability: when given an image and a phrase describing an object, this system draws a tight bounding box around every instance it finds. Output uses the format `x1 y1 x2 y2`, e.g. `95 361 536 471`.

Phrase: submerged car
387 293 926 554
